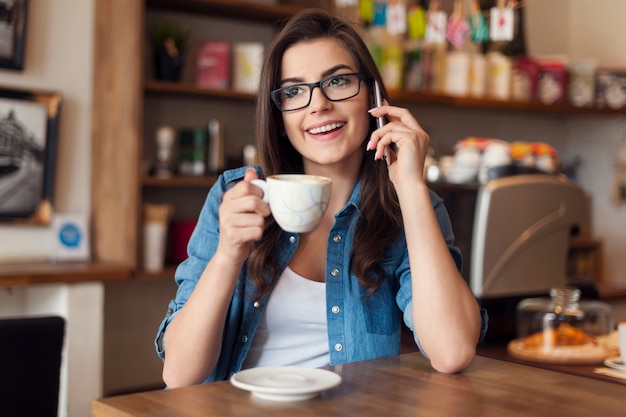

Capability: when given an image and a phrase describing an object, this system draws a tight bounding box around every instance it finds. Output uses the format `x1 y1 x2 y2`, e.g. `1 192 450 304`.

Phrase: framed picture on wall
0 0 28 70
0 86 62 225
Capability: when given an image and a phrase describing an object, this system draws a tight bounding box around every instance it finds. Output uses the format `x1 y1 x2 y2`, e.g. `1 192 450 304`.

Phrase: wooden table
93 352 624 417
477 342 626 385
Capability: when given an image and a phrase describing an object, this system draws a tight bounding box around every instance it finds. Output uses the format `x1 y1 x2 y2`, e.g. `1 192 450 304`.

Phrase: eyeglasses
271 73 364 112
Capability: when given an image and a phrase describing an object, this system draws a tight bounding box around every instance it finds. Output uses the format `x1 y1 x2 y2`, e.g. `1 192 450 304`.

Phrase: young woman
155 9 487 388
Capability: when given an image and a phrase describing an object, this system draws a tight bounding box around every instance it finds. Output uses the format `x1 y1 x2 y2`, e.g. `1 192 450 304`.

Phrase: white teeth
308 122 344 134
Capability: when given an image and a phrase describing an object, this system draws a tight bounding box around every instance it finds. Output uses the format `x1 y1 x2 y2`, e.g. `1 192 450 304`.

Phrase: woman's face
278 38 370 173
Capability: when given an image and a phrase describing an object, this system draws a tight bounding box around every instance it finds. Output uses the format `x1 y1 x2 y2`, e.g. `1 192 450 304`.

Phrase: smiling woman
155 8 487 388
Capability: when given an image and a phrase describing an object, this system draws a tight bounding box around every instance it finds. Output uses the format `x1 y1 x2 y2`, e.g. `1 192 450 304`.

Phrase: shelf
143 175 218 187
0 261 132 288
144 80 626 117
389 90 626 116
145 0 302 23
144 80 257 102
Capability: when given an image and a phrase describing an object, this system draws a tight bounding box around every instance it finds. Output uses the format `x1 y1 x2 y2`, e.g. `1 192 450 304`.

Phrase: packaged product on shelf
207 119 225 175
595 67 626 110
511 56 540 102
537 59 568 105
381 44 404 91
404 44 425 91
178 128 206 176
168 219 197 264
418 47 437 92
420 45 447 94
468 53 487 97
568 60 596 108
486 51 512 100
195 40 230 89
154 126 176 178
443 50 470 97
232 42 264 93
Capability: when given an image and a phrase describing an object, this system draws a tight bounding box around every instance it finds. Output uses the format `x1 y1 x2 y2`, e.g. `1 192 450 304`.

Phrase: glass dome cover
516 286 614 345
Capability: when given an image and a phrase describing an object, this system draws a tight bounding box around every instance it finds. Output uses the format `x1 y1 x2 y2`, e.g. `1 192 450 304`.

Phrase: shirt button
242 335 248 343
330 268 339 277
334 343 343 352
333 235 342 243
166 309 173 316
253 301 260 308
331 305 340 314
289 236 296 243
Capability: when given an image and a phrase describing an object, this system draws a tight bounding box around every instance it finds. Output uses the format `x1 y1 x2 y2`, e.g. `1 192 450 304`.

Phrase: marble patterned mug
252 174 332 233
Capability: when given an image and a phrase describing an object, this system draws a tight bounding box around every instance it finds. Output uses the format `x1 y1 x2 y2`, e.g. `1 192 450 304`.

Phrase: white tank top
241 266 329 369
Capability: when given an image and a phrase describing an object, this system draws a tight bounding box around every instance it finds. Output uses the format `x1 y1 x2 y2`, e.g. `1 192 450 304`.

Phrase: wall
529 0 626 284
0 2 102 417
0 0 93 260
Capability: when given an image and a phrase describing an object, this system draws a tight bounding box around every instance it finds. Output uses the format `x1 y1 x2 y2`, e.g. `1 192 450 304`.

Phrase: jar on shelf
178 128 206 176
516 287 613 344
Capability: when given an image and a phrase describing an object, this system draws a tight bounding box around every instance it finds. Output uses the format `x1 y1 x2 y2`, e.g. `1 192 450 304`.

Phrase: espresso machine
431 174 595 343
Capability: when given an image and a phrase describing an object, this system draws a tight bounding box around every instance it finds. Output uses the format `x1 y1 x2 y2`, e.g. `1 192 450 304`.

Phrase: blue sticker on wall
58 222 82 248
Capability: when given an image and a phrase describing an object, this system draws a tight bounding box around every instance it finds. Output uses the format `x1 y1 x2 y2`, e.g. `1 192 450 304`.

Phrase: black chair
0 316 65 417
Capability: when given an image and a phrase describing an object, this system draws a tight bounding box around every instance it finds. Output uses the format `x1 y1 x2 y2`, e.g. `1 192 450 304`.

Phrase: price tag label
425 11 447 44
386 2 407 35
490 6 514 41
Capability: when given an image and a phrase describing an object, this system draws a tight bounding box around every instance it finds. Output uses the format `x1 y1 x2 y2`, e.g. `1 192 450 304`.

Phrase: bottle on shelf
154 126 176 178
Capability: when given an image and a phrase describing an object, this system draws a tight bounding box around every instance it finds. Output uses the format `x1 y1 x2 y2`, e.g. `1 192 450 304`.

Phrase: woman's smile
306 121 346 135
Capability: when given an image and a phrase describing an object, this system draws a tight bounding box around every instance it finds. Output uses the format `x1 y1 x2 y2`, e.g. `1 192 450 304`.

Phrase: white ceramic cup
619 322 626 360
252 174 332 233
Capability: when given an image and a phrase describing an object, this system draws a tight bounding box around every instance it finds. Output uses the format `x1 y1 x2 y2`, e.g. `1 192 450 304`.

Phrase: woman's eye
283 86 303 99
328 76 349 88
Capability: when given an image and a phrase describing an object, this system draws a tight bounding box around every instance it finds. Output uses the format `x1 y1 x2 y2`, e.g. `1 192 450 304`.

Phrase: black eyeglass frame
271 72 365 112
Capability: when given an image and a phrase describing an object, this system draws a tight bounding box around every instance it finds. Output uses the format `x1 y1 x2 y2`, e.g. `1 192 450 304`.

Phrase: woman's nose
308 86 331 112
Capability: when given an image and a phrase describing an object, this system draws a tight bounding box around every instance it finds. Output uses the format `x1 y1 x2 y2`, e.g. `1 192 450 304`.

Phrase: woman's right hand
216 168 271 264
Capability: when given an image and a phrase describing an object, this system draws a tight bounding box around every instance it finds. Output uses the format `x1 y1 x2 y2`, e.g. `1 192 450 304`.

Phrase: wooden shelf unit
91 0 624 282
145 78 626 117
0 262 131 288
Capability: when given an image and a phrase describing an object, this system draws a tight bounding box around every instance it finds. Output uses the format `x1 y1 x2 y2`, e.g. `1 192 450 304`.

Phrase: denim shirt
155 166 488 382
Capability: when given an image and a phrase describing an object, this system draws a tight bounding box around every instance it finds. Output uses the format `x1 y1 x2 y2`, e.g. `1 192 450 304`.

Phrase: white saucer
603 356 626 372
230 366 342 402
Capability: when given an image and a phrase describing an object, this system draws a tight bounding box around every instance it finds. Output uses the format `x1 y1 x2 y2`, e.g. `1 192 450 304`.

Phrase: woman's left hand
367 103 430 186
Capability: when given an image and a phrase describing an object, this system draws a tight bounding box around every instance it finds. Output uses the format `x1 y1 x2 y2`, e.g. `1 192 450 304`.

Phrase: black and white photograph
0 0 28 70
0 87 61 224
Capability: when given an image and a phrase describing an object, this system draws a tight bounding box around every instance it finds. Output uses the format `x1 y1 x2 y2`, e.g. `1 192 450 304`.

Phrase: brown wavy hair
247 9 403 298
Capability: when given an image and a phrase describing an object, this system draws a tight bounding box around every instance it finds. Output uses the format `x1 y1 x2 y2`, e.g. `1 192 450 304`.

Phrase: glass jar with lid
516 287 613 347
